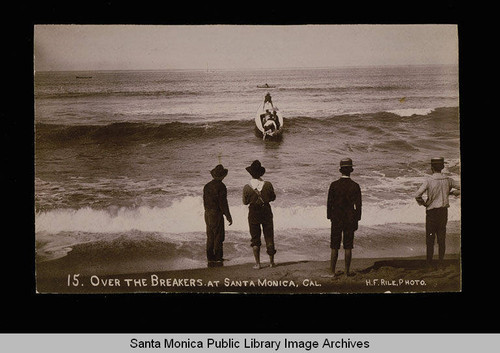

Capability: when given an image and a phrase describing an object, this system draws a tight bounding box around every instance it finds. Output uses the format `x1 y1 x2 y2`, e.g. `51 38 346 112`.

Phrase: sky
34 25 458 71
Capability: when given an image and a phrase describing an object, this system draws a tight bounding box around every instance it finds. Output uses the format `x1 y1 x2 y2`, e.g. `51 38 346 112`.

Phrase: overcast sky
34 25 458 71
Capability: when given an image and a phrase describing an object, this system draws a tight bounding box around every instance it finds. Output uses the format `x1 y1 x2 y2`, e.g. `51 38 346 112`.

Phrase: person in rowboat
264 92 274 109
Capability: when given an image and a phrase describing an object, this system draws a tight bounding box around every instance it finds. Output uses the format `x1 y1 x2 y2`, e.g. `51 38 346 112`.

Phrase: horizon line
34 63 458 73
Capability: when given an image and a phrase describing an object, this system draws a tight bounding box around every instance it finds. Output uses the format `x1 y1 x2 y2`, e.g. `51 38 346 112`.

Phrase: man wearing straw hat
203 164 233 267
327 158 362 277
415 157 460 267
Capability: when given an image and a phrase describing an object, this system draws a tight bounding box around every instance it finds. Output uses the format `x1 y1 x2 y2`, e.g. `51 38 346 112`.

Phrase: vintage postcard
34 25 460 294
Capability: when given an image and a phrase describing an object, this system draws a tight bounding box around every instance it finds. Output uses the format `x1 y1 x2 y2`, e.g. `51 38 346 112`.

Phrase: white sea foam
387 108 435 117
35 196 460 234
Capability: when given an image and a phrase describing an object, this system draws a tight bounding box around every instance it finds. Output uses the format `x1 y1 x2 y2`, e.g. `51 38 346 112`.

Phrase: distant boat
257 83 276 88
76 76 92 79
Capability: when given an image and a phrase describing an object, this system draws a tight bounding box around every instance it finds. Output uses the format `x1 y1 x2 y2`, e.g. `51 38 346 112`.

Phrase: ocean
34 65 461 275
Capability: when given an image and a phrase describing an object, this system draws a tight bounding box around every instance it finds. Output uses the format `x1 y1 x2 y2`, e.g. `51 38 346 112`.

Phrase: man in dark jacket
203 164 232 266
327 158 362 277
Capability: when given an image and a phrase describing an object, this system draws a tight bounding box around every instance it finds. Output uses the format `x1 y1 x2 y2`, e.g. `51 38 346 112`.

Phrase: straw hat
431 157 445 166
340 158 354 168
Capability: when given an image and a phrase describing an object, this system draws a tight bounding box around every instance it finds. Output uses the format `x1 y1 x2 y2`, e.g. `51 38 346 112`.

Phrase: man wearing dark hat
242 160 277 269
327 158 362 277
415 157 460 267
203 164 233 266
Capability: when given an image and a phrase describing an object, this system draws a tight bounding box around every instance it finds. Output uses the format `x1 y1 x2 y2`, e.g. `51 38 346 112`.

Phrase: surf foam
35 196 460 234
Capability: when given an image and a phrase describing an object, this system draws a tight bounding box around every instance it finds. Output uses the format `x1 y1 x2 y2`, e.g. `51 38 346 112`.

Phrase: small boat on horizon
257 83 276 88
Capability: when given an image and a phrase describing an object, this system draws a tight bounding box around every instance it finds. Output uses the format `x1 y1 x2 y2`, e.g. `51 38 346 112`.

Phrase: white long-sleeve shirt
414 173 460 210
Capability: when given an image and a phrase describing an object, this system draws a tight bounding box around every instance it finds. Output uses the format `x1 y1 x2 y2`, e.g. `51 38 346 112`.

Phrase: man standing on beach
242 160 277 269
327 158 362 277
415 157 460 267
203 164 232 267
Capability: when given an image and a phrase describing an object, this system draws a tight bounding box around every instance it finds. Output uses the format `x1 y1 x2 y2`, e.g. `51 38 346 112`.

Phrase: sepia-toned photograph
34 24 460 294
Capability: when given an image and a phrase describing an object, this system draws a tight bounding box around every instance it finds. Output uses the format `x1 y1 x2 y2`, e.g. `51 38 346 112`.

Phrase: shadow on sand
358 258 460 273
270 260 309 268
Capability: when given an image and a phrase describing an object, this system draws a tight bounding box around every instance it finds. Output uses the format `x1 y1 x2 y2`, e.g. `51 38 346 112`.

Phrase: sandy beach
36 253 460 294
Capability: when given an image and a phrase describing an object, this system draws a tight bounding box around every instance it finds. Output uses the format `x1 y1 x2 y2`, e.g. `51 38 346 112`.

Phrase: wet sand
36 254 460 294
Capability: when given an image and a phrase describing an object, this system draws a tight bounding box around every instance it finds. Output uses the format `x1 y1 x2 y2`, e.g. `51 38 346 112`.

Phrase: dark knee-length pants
249 220 276 256
247 205 277 256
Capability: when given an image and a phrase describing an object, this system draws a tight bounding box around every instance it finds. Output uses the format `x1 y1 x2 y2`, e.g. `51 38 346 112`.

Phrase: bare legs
330 248 353 276
252 246 275 269
330 249 338 274
345 249 352 275
252 246 261 269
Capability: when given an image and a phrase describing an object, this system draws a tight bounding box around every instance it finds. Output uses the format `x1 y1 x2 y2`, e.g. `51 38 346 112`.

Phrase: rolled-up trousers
248 205 276 256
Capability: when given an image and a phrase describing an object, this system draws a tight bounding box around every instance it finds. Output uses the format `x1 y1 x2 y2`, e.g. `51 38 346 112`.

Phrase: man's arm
414 180 428 206
355 184 362 221
449 178 461 196
242 185 251 205
265 182 276 203
219 184 232 225
327 183 334 220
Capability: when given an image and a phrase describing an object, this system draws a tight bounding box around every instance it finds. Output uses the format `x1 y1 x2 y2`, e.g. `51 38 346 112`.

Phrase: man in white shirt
415 157 460 266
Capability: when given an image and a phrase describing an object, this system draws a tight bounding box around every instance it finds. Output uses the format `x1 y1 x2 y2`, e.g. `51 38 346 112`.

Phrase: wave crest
35 107 458 146
35 196 461 234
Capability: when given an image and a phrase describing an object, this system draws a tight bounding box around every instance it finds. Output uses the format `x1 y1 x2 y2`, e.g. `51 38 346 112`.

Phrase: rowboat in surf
255 103 284 140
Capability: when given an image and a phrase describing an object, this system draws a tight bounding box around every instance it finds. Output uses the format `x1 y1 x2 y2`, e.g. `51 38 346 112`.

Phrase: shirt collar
431 172 447 179
250 178 265 191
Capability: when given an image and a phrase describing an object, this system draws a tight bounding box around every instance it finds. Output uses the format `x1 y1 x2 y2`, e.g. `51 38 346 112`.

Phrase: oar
255 101 266 140
256 101 263 113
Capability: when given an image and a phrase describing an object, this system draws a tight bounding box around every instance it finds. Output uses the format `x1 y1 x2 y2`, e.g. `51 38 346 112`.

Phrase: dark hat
431 157 445 166
246 160 266 178
340 158 354 168
210 164 228 179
